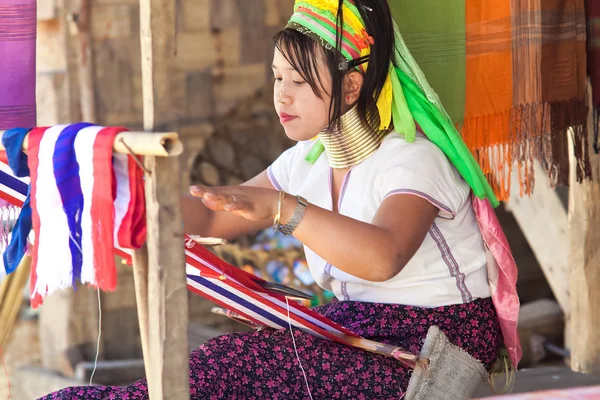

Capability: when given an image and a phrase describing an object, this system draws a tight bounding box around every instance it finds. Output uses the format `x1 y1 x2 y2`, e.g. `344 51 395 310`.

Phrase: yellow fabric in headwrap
377 72 393 130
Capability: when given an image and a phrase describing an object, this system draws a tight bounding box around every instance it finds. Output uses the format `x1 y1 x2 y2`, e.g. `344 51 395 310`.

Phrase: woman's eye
273 77 283 82
293 80 306 86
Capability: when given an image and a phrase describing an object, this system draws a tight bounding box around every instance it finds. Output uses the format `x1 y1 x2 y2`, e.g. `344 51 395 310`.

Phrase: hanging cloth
22 124 146 308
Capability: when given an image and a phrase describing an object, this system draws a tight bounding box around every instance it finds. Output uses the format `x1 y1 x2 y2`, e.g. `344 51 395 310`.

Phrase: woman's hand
190 185 279 222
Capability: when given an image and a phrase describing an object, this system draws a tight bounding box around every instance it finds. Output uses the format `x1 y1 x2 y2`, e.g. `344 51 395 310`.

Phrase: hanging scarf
391 0 589 199
0 0 36 129
22 124 146 308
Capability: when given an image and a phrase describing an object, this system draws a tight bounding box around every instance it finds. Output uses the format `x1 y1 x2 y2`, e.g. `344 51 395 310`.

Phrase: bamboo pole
0 255 32 348
0 130 183 157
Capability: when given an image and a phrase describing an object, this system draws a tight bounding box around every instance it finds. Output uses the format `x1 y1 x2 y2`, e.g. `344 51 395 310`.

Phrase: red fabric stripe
117 154 146 248
26 127 48 308
129 156 147 247
91 128 119 291
0 191 23 208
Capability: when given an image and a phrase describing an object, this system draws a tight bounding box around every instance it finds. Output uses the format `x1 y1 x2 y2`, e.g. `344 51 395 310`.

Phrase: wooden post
135 0 190 398
568 81 600 374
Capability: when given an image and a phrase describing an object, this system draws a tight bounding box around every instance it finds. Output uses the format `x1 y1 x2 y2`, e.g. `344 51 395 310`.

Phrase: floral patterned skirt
40 297 501 400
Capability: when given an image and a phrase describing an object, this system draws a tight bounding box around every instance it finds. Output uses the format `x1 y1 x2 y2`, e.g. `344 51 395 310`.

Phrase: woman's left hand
190 185 279 222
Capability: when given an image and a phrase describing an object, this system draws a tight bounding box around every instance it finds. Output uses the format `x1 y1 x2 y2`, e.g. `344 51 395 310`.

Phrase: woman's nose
277 83 291 104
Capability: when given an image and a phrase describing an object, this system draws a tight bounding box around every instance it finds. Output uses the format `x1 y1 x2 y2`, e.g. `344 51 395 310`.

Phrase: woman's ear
343 71 364 105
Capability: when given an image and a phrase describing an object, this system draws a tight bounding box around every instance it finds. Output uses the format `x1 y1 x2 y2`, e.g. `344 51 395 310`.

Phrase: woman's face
272 47 332 142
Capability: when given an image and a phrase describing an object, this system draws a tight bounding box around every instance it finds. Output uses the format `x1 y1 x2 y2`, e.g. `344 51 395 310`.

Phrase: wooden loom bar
137 0 190 398
0 130 184 157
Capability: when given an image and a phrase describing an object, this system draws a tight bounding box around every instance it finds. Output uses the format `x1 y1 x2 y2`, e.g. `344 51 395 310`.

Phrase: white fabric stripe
0 162 30 184
74 126 104 285
33 125 73 298
0 183 26 202
112 154 131 247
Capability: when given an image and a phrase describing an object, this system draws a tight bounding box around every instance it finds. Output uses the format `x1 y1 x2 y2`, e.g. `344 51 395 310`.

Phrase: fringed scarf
13 124 147 308
391 0 590 200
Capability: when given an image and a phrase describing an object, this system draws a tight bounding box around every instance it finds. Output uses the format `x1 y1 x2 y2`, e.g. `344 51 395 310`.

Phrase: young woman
43 1 519 398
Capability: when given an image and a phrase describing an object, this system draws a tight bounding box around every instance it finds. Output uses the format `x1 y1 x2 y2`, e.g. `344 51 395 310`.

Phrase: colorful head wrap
288 0 395 132
286 0 499 207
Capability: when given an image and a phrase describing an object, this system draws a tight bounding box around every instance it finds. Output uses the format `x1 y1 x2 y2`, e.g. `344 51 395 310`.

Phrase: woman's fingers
191 185 248 212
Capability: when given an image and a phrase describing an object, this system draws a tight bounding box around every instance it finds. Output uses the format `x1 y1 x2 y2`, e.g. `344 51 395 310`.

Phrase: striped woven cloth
390 0 589 200
0 0 36 130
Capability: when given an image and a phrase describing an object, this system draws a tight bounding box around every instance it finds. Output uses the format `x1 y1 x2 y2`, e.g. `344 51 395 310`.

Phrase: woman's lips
279 112 298 124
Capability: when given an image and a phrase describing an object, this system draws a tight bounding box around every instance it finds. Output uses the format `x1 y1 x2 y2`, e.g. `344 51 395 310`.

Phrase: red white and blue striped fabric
0 126 360 342
22 124 146 307
182 237 360 341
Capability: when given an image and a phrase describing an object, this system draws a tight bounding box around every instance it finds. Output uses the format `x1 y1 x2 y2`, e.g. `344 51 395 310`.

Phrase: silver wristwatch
278 195 308 236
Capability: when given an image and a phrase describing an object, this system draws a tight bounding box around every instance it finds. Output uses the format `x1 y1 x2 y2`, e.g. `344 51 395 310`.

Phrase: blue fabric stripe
53 123 94 285
3 188 31 274
187 274 288 329
0 169 28 196
1 128 31 177
1 128 33 275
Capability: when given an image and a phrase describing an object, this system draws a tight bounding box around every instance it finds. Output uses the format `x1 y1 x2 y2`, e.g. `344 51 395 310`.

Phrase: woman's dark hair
273 0 395 133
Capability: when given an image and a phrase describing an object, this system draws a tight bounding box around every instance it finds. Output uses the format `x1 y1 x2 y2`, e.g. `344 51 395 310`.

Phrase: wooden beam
137 0 190 398
505 161 570 312
0 130 183 157
568 81 600 375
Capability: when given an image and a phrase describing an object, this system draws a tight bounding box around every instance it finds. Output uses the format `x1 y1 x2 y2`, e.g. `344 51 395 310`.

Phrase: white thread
67 232 101 387
286 297 313 400
90 286 102 386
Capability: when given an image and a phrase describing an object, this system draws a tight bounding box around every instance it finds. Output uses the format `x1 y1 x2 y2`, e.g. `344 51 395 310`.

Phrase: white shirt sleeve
267 144 298 193
376 137 470 219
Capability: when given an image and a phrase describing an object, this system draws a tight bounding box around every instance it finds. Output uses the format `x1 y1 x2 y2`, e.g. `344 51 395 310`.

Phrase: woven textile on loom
0 0 36 129
390 0 590 200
